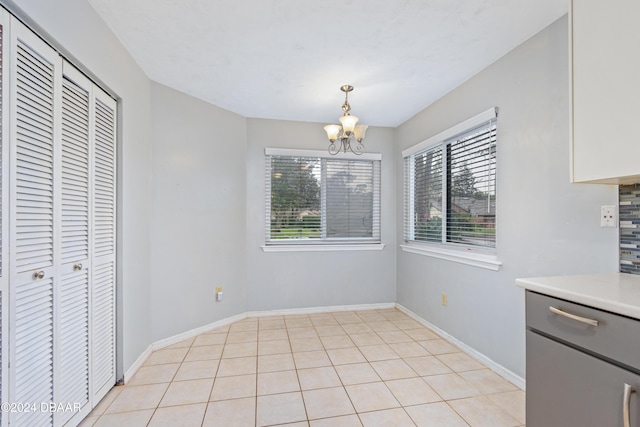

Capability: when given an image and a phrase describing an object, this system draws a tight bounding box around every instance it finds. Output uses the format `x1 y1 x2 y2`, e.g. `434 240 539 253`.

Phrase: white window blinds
265 149 381 244
404 109 497 249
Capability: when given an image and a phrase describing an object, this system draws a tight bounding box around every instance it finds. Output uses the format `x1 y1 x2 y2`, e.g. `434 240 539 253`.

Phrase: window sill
262 243 386 253
400 244 502 271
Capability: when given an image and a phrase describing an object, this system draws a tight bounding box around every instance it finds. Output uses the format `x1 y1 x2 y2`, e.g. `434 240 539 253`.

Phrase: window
265 148 381 246
403 108 497 252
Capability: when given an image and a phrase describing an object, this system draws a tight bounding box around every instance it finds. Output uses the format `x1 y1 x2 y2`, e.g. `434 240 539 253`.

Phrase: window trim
400 243 501 271
264 148 382 249
402 107 497 158
262 243 386 252
402 108 501 270
266 148 382 162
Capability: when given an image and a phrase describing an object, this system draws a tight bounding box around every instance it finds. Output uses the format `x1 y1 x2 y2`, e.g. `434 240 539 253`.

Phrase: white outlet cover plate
600 205 617 228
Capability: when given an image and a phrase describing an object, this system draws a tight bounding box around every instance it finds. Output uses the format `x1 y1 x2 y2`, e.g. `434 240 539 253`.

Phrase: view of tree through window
267 152 381 243
447 128 496 247
269 156 321 239
413 148 442 242
405 118 496 249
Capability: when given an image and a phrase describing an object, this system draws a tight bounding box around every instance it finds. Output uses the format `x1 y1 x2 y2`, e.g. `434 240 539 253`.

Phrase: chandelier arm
347 138 363 155
328 141 341 155
353 141 364 155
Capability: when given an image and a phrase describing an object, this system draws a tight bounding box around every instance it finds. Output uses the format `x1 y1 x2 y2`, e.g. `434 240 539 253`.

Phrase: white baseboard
125 302 523 390
247 302 396 318
124 302 395 383
395 303 526 390
151 313 248 351
123 344 152 384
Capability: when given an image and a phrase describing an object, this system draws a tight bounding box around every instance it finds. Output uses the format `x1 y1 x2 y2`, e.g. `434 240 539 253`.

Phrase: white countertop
516 273 640 320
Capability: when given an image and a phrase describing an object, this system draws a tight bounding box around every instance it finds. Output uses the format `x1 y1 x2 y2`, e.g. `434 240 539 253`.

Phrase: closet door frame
0 7 9 427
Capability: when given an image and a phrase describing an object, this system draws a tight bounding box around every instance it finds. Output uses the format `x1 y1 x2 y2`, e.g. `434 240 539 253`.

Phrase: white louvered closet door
90 82 116 405
7 16 118 427
9 19 61 427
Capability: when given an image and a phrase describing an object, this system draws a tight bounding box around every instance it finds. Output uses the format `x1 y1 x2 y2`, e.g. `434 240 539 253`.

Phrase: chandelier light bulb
354 124 368 142
323 124 342 142
339 115 358 135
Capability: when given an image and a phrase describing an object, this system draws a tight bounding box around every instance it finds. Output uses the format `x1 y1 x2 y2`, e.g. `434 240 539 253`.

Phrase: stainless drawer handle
623 383 635 427
549 306 599 327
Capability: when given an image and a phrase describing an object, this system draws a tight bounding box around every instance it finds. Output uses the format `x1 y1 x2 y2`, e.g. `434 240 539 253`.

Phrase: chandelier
323 85 368 155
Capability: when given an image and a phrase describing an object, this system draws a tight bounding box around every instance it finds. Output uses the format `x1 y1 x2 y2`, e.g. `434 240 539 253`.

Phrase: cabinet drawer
526 291 640 372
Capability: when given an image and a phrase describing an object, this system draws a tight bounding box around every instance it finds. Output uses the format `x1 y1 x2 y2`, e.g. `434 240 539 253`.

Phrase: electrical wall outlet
600 205 617 228
216 286 223 302
441 293 447 306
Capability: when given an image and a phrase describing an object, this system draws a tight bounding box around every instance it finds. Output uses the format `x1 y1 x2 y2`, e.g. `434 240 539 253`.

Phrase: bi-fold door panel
58 64 92 427
91 91 116 403
9 18 60 427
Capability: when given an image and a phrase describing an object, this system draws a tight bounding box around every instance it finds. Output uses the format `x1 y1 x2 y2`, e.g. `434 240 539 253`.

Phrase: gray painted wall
245 119 397 311
149 82 247 341
395 15 618 378
9 0 154 374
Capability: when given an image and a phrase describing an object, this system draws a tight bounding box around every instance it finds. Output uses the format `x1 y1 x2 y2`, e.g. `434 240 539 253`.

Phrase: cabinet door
571 0 640 183
527 330 640 427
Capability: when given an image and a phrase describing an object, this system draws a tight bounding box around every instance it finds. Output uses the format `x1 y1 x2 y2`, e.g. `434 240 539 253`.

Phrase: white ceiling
87 0 567 127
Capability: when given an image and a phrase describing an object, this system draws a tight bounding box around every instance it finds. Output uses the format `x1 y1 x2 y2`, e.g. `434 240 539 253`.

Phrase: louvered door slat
14 100 52 129
18 136 53 161
15 222 51 231
63 162 89 174
15 167 52 183
15 78 53 115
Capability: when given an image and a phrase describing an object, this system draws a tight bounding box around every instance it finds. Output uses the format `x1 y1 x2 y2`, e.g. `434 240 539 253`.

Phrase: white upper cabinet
571 0 640 184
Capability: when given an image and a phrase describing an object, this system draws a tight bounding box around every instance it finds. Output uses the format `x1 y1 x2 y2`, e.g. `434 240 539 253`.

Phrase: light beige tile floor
79 308 525 427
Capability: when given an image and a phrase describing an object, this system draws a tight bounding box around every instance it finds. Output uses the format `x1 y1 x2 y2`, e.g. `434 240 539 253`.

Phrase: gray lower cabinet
526 291 640 427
